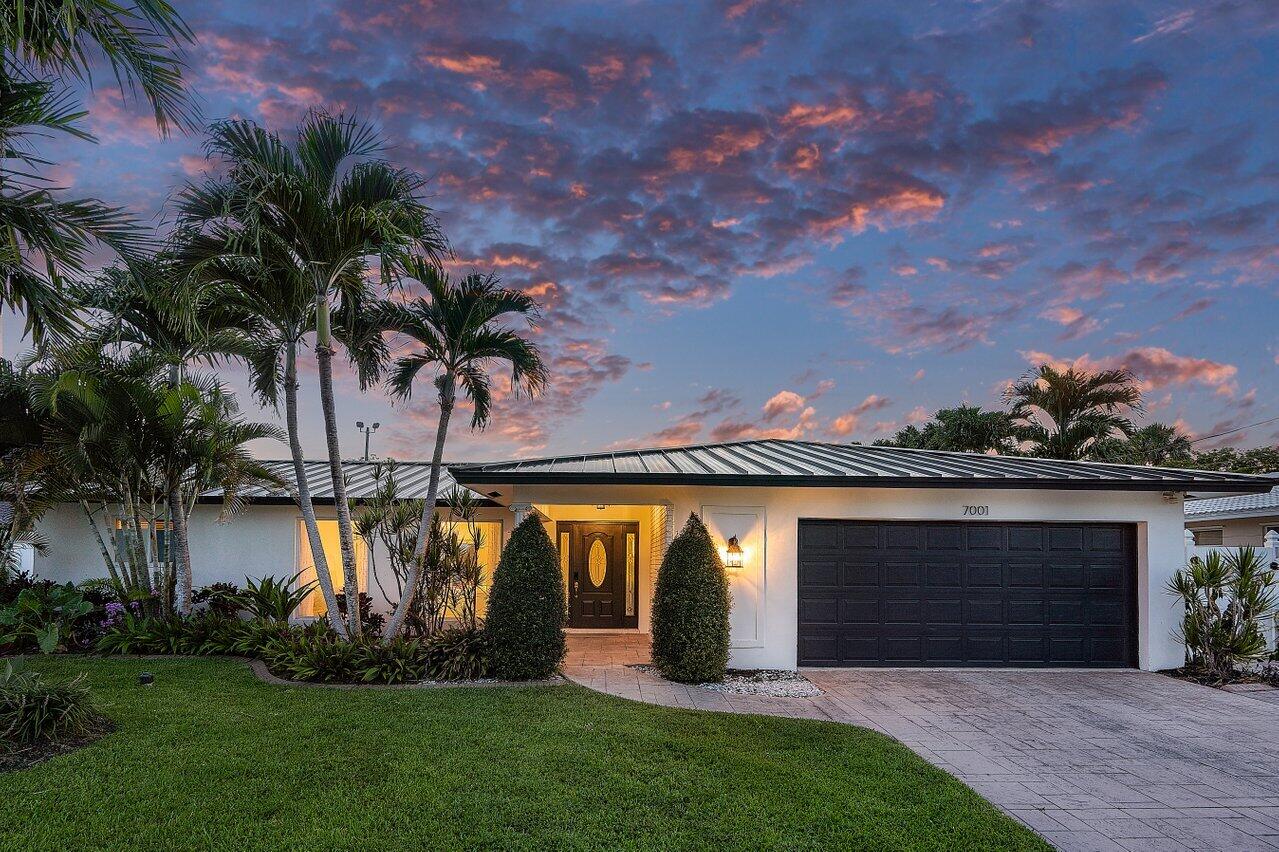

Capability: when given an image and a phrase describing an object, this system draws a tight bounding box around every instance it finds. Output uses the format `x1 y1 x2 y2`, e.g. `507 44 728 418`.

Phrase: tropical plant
1168 547 1278 681
237 572 315 623
176 113 447 637
25 346 280 612
335 592 385 636
651 513 732 684
1005 365 1143 460
0 359 56 577
1 659 106 747
192 582 240 617
423 626 491 681
0 582 93 652
0 0 196 344
876 405 1017 454
1184 445 1279 475
485 515 565 680
1092 423 1194 466
378 258 547 639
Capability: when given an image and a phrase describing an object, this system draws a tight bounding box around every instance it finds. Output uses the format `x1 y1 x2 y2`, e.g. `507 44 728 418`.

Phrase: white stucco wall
508 483 1188 672
34 486 1189 671
32 502 512 614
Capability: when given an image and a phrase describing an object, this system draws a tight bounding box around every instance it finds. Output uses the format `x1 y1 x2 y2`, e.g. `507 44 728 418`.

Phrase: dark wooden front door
562 521 639 628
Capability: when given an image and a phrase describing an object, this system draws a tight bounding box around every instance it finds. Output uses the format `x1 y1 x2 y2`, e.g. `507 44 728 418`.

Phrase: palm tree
0 0 196 344
1005 365 1143 460
169 226 350 631
175 114 446 635
877 405 1016 454
377 257 547 639
1093 423 1194 467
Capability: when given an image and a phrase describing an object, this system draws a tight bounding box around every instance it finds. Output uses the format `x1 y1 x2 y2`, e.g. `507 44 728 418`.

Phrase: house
1184 473 1279 547
34 439 1270 672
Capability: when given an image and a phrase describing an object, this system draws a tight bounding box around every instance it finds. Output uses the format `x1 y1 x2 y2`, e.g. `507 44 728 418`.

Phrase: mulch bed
1164 664 1279 690
1 721 114 773
628 664 822 697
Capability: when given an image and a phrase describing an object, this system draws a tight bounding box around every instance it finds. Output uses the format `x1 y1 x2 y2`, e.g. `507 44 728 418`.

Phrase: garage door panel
926 563 962 586
798 521 1136 667
882 562 921 586
967 562 1003 586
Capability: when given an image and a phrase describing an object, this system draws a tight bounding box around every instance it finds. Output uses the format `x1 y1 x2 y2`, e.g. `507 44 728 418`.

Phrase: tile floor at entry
563 633 1279 852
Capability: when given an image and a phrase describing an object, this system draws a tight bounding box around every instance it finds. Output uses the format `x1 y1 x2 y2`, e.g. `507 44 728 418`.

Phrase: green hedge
485 516 566 680
651 513 731 683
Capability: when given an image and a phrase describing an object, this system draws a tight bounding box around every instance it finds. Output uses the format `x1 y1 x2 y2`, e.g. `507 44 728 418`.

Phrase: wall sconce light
724 535 744 571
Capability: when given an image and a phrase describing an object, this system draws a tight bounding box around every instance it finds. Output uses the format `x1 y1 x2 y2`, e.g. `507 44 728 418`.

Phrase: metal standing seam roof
1185 475 1279 518
448 438 1275 493
198 459 489 505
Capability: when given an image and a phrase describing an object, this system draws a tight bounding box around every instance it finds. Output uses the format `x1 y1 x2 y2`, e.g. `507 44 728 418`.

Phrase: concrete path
564 634 1279 852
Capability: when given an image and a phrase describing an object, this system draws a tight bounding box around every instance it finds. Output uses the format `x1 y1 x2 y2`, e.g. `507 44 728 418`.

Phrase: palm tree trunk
82 500 123 590
168 485 193 615
284 342 345 634
383 374 454 640
313 298 362 637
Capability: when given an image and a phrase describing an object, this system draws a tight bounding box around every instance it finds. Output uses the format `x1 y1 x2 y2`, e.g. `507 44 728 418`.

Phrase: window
113 518 169 564
442 520 503 617
297 520 367 618
1191 528 1223 546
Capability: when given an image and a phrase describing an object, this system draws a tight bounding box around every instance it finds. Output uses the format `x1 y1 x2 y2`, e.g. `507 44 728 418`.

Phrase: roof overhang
449 469 1271 493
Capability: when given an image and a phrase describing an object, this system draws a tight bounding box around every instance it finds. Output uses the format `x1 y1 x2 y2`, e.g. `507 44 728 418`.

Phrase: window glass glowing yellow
588 539 607 587
296 520 366 618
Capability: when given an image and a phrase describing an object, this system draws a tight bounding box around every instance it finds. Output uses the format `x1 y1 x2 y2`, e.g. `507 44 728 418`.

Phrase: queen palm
0 0 196 345
175 115 445 635
378 257 547 639
1005 365 1143 461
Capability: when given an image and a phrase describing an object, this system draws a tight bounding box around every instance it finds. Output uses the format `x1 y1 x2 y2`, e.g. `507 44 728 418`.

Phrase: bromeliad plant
1 660 108 748
1168 547 1278 681
236 573 316 623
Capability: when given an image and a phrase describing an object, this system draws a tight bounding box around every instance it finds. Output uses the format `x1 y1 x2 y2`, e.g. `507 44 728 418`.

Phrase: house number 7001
962 505 989 516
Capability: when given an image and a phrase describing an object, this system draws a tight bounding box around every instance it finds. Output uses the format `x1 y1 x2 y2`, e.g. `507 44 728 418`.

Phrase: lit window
297 520 367 617
113 519 169 563
442 521 503 616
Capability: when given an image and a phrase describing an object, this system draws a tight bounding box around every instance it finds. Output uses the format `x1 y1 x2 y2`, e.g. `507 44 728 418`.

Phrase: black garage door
797 520 1137 667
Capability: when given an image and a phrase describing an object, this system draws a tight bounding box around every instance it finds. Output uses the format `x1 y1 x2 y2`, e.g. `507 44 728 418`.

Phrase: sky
12 0 1279 462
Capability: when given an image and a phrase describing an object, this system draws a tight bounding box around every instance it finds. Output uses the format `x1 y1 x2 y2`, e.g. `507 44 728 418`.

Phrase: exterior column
510 503 535 525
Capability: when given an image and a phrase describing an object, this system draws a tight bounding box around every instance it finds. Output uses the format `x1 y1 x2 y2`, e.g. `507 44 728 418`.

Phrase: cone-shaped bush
485 515 566 680
651 513 731 683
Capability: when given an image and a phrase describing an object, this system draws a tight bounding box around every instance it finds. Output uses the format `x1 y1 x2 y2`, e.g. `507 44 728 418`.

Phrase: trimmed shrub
651 513 731 683
1 661 108 747
485 515 566 680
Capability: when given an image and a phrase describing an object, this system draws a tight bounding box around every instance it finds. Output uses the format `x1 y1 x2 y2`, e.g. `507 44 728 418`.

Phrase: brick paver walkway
564 633 1279 852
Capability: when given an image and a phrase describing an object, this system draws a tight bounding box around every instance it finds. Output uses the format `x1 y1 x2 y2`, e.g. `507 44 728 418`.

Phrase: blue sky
12 0 1279 461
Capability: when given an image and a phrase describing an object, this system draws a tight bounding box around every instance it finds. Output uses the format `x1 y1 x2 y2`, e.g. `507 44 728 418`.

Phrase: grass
0 657 1046 851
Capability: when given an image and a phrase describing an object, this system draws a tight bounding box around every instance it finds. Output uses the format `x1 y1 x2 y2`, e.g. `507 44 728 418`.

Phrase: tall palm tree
877 405 1016 454
175 114 446 635
0 0 196 345
377 257 547 639
169 226 349 631
1005 365 1143 460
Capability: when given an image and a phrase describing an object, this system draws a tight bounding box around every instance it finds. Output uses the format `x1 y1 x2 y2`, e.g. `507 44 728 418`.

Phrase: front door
562 521 639 628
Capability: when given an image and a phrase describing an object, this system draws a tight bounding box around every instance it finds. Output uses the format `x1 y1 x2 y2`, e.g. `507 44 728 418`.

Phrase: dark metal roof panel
199 460 488 505
449 439 1273 493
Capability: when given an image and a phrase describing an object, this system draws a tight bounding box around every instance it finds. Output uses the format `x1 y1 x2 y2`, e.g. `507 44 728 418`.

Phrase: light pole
355 421 380 461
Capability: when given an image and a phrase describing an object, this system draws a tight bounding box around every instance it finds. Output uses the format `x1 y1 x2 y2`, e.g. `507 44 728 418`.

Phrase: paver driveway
564 634 1279 852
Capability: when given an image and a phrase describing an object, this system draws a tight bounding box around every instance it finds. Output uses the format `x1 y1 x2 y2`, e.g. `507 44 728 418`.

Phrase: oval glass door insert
588 539 607 587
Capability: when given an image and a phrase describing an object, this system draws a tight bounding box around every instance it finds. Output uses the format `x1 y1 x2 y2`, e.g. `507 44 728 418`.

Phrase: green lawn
1 657 1046 851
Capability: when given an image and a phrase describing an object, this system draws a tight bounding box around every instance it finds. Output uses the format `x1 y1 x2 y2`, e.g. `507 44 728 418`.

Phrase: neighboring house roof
1185 473 1279 520
449 439 1274 492
199 459 491 506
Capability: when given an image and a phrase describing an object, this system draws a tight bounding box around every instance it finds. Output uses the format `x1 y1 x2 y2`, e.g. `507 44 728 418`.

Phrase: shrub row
94 612 493 685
